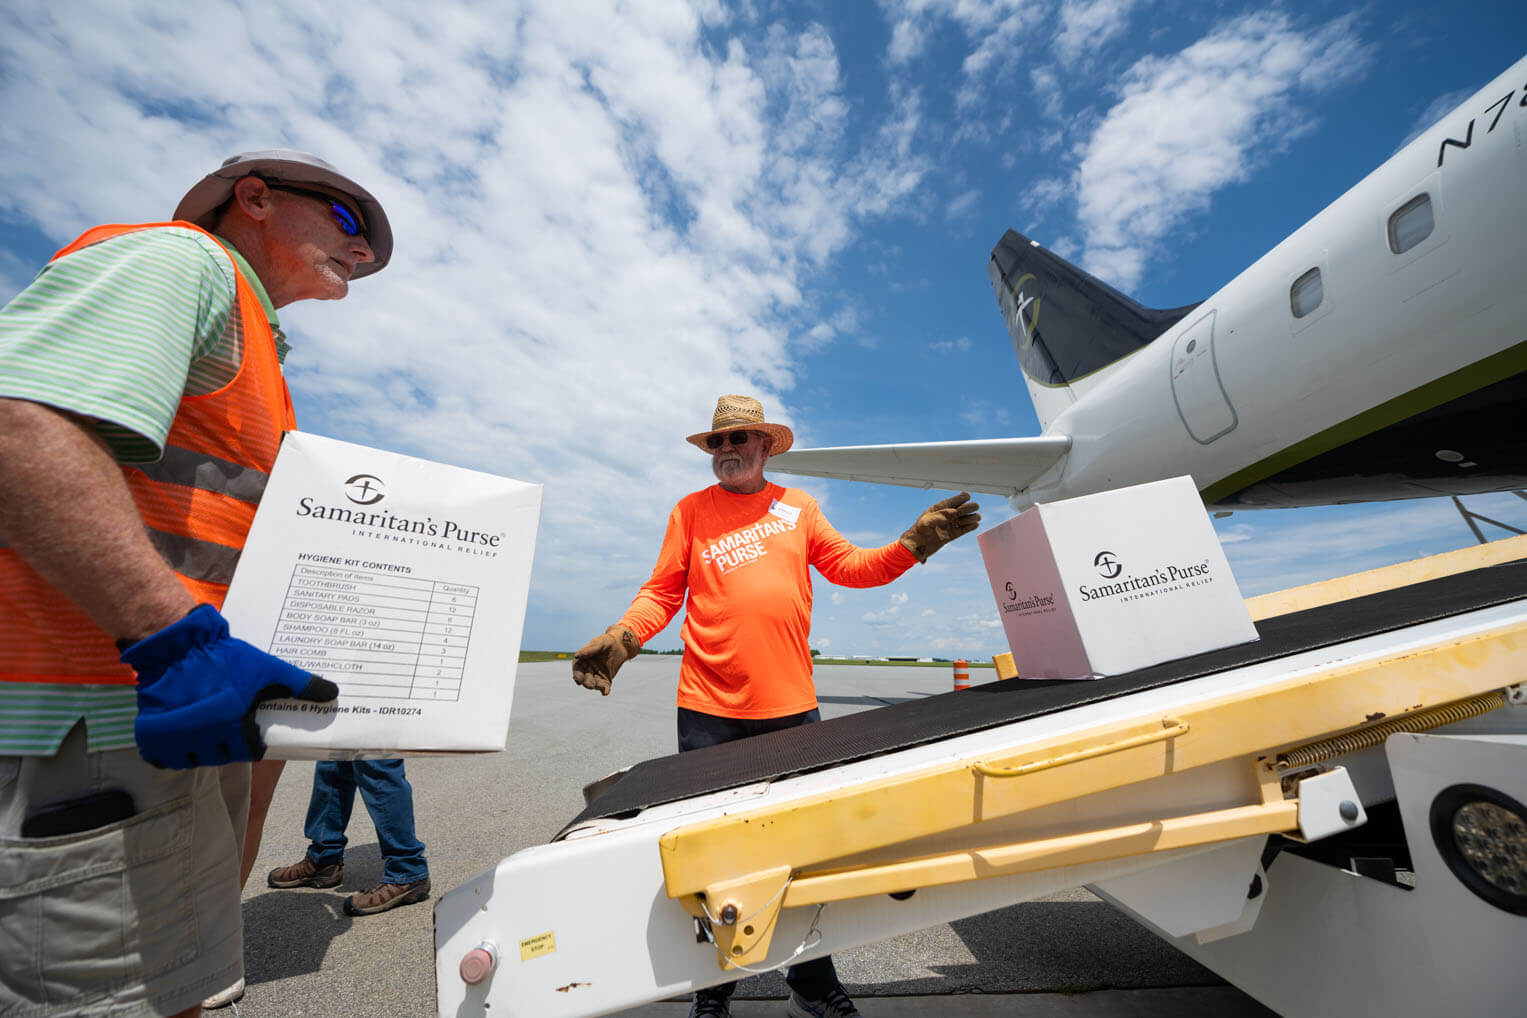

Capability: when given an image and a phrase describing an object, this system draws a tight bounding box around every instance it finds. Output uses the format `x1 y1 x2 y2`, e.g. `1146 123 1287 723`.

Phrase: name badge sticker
768 500 800 525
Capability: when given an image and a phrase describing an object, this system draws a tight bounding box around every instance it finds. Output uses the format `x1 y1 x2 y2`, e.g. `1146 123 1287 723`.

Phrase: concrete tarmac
234 659 1276 1017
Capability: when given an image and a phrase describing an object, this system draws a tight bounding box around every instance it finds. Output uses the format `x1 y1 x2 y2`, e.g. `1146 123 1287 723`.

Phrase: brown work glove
899 492 981 563
571 624 641 696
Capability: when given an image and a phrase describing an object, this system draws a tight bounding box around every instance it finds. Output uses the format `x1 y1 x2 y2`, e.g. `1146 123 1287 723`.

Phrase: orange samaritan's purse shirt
618 483 917 719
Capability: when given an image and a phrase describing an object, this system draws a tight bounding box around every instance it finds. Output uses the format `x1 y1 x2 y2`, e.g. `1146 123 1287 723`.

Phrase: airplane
770 54 1527 513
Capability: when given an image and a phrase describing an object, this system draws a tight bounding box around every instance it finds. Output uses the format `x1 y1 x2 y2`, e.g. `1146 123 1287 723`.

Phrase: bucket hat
686 395 794 456
174 149 392 277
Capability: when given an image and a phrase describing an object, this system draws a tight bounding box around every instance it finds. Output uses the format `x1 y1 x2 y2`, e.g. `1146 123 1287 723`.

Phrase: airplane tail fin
988 229 1198 430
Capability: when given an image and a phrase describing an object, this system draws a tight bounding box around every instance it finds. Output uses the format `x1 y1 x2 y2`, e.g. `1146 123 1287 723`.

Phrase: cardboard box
220 432 542 758
977 476 1256 680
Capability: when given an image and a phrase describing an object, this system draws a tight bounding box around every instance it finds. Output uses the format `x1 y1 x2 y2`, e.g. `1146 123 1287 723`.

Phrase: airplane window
1389 194 1434 254
1291 267 1323 318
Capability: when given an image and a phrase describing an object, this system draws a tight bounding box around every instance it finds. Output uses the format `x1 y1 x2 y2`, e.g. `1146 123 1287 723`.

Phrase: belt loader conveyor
436 544 1527 1017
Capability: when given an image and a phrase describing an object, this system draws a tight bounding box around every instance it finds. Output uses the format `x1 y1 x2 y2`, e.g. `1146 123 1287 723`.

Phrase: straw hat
686 395 794 456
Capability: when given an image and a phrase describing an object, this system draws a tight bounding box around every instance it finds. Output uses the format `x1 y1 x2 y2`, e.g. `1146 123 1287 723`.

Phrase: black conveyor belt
558 557 1527 839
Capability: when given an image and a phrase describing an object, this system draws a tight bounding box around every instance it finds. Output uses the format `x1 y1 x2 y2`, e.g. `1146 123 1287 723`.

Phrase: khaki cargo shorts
0 724 246 1016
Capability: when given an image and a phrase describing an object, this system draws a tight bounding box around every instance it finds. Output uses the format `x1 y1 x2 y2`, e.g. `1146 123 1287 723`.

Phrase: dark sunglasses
705 431 754 450
267 184 366 239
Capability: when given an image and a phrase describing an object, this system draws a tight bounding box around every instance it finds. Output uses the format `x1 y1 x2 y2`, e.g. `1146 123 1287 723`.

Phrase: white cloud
1030 66 1066 121
804 321 837 346
930 336 973 353
1021 176 1070 220
955 19 1032 111
862 589 910 625
1395 86 1475 152
1049 234 1082 261
0 1 936 649
1215 523 1256 545
945 188 980 219
799 304 861 352
1054 0 1141 69
1073 11 1372 290
887 17 926 64
827 305 861 341
878 0 1039 108
958 399 1012 430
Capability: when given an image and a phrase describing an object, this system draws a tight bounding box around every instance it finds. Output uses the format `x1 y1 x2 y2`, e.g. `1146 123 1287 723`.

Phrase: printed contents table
270 563 478 701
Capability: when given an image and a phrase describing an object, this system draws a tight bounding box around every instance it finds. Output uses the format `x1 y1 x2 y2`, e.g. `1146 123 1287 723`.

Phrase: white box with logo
977 475 1256 680
220 431 542 758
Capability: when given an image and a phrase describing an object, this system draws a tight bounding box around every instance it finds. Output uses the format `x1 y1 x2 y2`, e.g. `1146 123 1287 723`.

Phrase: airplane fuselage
1039 57 1527 511
769 56 1527 513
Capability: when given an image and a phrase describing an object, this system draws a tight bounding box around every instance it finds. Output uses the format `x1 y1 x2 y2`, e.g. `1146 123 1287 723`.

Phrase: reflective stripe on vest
0 221 296 685
136 445 271 505
0 528 242 587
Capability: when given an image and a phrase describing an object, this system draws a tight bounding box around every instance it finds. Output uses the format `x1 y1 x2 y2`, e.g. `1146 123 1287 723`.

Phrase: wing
768 436 1071 496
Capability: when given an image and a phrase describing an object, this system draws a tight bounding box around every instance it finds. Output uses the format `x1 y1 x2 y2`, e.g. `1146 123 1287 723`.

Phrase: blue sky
2 1 1524 659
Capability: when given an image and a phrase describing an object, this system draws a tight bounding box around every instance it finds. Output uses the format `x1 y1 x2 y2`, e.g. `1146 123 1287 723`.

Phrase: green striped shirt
0 226 286 755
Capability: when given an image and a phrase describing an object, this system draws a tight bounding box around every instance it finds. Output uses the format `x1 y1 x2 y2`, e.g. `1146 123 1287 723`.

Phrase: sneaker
786 985 862 1018
343 877 431 916
687 991 731 1017
201 977 244 1009
267 857 343 888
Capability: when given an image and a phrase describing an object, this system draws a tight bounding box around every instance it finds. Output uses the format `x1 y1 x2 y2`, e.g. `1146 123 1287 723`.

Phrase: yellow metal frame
662 615 1525 968
971 717 1188 777
779 756 1293 908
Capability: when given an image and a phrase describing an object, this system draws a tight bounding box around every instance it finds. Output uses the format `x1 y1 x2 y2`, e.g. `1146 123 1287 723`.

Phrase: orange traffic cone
953 659 970 691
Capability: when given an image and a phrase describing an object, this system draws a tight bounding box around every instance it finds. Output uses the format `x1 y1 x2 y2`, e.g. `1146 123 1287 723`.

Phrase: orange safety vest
0 222 296 685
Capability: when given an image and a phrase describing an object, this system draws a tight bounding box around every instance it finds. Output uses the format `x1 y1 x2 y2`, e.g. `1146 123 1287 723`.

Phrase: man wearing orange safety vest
571 395 981 1018
0 151 389 1018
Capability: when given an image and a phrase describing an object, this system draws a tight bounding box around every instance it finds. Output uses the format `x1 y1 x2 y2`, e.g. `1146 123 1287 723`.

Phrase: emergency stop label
520 930 557 961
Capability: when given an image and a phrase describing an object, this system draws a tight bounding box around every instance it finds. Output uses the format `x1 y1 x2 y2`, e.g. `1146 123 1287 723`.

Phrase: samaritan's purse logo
1002 580 1055 613
344 473 386 505
1078 553 1214 603
293 472 504 553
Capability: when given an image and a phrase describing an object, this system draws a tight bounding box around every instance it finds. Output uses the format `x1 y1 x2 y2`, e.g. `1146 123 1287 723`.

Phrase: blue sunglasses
267 184 365 239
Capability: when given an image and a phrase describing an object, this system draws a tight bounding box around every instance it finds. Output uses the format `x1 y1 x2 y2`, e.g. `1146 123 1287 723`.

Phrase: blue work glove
119 604 339 769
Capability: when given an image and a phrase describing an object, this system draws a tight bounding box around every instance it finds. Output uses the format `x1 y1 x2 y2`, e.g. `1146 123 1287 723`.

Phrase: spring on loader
1277 690 1507 770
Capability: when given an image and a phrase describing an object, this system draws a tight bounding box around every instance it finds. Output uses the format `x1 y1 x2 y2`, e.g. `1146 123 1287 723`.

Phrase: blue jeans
678 708 839 1003
303 759 428 885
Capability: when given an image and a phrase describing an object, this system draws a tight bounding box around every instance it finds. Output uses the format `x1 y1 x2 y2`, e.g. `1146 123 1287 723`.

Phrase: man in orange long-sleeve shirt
572 394 979 1018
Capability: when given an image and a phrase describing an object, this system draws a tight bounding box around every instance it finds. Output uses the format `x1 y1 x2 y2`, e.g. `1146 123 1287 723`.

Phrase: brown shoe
267 857 343 889
344 877 431 916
